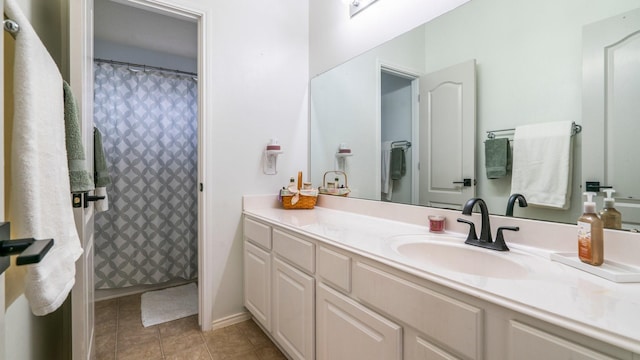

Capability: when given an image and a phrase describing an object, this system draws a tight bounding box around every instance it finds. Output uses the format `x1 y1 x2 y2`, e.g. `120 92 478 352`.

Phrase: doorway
92 0 200 308
380 68 419 204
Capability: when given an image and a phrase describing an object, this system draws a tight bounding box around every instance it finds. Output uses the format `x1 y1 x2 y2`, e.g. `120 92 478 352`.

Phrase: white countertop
243 201 640 354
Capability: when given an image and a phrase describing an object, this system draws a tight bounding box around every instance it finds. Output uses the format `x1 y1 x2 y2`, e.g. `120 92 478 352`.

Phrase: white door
69 0 95 359
418 59 476 209
582 8 640 228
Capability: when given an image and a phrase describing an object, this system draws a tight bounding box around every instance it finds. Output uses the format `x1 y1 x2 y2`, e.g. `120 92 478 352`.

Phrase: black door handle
84 194 106 208
452 179 472 187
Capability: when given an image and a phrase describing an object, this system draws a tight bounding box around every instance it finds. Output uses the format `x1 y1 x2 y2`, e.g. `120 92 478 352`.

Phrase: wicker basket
318 170 350 197
281 191 317 209
280 171 318 209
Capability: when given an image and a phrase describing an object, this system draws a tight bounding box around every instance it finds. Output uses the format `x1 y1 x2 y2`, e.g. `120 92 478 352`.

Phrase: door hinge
200 183 203 192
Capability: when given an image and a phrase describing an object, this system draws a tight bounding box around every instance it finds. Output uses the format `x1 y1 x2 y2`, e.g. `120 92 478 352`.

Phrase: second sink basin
388 234 530 279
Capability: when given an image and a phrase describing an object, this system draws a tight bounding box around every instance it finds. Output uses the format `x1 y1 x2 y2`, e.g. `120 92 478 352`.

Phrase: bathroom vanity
242 195 640 360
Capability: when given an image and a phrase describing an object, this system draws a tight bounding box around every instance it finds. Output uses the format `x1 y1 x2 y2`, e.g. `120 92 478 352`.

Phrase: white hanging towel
381 141 393 201
511 121 574 209
6 0 83 316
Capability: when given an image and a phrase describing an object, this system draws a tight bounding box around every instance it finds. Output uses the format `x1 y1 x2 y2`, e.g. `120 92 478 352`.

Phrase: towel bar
0 223 54 275
486 121 582 139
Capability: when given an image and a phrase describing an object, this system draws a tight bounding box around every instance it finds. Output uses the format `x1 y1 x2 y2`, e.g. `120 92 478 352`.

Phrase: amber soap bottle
578 192 603 266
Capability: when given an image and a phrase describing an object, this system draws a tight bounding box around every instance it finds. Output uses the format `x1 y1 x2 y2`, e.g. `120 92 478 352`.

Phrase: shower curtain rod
94 58 197 78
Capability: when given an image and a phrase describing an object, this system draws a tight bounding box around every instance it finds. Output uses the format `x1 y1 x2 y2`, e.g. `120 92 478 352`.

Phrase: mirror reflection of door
380 68 419 204
419 59 476 209
583 8 640 230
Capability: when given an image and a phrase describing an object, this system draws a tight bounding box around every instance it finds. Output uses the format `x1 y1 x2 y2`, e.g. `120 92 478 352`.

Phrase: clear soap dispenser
578 192 603 266
600 189 622 230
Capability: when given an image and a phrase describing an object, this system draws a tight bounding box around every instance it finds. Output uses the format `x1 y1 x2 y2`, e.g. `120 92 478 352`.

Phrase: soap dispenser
600 189 622 230
578 192 603 266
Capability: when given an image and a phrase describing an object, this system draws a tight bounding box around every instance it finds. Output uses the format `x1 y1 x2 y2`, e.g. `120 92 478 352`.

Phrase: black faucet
506 193 528 217
457 197 518 251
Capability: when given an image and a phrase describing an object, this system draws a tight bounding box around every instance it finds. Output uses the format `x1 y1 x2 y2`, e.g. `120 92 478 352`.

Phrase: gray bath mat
141 283 198 327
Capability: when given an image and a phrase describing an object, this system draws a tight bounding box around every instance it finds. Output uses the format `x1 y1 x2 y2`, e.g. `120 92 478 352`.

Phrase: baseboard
209 311 252 331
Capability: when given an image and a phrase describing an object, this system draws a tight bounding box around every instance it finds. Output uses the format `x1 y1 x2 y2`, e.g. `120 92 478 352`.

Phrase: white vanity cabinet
243 214 637 360
243 217 316 360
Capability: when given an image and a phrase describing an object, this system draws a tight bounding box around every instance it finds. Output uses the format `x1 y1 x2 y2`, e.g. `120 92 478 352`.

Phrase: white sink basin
388 234 530 279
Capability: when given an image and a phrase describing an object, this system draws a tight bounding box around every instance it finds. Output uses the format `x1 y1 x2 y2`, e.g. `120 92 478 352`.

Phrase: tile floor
95 293 286 360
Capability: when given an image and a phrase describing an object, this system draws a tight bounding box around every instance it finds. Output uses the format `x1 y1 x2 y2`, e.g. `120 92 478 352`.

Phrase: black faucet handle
457 218 478 242
494 226 519 251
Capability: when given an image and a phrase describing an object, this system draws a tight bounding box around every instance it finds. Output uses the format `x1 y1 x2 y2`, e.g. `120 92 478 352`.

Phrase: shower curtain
93 62 198 289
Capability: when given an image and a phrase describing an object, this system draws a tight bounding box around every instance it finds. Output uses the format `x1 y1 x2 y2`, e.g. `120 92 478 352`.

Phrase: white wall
94 0 197 73
94 39 197 74
309 0 470 76
94 0 197 60
197 0 309 324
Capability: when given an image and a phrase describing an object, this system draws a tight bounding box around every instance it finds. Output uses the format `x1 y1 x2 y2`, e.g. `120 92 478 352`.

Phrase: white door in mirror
419 59 476 209
582 8 640 229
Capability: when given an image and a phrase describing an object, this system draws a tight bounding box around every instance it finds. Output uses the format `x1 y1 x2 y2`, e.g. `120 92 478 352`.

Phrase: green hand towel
63 81 95 193
485 138 510 179
94 127 111 187
390 147 406 180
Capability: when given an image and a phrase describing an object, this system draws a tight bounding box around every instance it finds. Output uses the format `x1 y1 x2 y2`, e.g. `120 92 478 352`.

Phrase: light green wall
422 0 640 222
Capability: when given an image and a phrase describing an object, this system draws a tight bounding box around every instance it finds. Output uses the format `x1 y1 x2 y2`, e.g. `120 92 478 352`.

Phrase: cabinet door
510 321 620 360
273 258 315 360
316 283 402 360
244 241 271 331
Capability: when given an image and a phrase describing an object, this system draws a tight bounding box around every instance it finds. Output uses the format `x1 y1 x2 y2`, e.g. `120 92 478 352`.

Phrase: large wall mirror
310 0 640 229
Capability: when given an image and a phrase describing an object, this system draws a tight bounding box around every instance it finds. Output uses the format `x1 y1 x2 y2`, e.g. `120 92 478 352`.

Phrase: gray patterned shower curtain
93 62 198 289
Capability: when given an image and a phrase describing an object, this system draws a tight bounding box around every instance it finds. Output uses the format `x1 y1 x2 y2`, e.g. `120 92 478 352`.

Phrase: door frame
377 61 421 204
69 0 212 334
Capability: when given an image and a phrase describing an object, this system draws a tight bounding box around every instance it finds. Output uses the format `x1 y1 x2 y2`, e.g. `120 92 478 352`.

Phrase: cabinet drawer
317 283 402 360
273 229 315 274
353 261 482 360
509 321 621 360
244 217 271 250
318 246 351 293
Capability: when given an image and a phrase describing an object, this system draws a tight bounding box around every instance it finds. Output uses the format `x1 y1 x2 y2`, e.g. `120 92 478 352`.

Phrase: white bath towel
6 0 83 316
511 121 573 209
381 141 393 201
